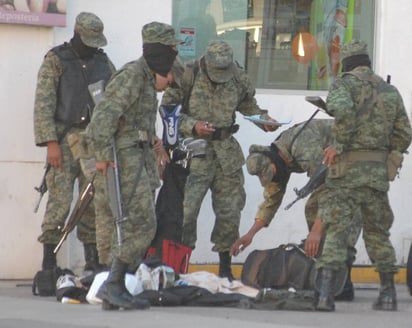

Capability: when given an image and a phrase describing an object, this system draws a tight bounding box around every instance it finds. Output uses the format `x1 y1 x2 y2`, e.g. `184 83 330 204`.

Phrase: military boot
42 244 57 270
83 243 107 273
315 268 336 312
218 251 234 282
335 265 354 301
97 258 150 311
372 272 397 311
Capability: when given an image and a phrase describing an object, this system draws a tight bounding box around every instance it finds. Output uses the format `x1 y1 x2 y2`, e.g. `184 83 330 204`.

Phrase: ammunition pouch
67 131 94 160
386 150 403 181
210 124 239 141
67 131 96 180
327 151 387 179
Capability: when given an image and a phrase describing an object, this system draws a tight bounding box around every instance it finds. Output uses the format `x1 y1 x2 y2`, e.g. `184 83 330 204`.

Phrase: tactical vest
53 43 113 127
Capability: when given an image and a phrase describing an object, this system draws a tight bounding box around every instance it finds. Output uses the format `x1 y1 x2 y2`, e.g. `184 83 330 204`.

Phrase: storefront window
172 0 375 90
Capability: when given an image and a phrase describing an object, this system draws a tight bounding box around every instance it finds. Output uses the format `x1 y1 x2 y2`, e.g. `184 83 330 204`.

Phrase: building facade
0 0 411 279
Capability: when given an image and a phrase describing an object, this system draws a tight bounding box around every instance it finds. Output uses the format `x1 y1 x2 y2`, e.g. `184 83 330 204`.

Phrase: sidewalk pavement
1 280 411 328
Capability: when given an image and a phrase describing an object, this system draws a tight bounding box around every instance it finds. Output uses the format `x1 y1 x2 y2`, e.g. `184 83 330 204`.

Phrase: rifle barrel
284 197 300 210
33 194 43 213
54 231 68 254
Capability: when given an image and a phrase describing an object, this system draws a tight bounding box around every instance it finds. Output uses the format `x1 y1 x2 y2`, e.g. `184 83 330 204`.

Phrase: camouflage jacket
162 63 270 174
326 67 412 191
88 57 158 162
33 44 115 147
256 119 334 224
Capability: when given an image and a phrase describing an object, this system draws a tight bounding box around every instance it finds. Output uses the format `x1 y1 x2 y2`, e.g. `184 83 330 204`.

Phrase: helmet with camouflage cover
246 152 273 186
142 21 182 46
74 12 107 48
204 40 235 83
341 39 369 61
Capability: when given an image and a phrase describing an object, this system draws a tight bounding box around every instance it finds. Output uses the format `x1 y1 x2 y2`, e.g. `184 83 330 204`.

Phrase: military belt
346 150 388 162
210 125 239 141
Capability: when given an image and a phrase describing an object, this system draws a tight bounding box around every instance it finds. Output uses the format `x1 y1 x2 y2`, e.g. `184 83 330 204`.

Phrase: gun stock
284 164 328 210
305 96 328 113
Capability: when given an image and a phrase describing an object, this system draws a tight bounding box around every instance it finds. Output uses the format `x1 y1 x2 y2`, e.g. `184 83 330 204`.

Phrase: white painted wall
1 0 411 279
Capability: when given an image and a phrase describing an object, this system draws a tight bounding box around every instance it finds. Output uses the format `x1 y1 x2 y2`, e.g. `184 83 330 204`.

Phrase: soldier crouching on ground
230 118 361 301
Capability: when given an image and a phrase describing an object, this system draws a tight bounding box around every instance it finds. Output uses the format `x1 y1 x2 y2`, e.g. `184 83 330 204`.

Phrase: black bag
137 285 250 307
241 243 316 291
32 267 74 296
407 243 412 296
151 163 188 255
243 288 316 311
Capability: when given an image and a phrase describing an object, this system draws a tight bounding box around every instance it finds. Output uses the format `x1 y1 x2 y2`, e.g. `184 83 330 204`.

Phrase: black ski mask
143 43 178 77
70 32 98 59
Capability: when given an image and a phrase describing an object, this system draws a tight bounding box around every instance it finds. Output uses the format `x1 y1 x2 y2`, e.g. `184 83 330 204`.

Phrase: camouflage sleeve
326 77 357 154
390 88 412 152
161 86 182 105
108 58 116 73
255 182 286 225
88 64 143 161
33 51 61 147
179 113 199 137
236 71 271 131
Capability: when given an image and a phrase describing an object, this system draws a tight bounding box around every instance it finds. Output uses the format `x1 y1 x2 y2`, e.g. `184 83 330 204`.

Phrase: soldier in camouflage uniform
33 12 115 274
162 40 278 281
315 39 412 312
88 22 181 310
230 118 361 300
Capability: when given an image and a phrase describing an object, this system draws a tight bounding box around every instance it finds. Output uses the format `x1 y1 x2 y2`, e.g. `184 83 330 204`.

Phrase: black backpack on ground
32 267 74 296
241 243 317 291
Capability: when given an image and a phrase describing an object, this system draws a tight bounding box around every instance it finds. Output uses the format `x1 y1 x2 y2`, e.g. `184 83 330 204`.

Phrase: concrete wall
1 0 411 279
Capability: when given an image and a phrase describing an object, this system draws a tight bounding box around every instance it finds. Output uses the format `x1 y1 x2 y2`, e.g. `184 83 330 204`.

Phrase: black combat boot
335 265 354 301
97 258 150 310
372 272 397 311
315 268 336 312
83 243 107 272
42 244 57 270
218 251 234 282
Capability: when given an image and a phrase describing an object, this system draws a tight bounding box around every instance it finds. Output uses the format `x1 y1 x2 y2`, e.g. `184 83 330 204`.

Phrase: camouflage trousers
182 156 246 252
94 147 159 266
93 171 113 266
109 145 157 266
38 138 96 245
304 186 361 265
316 186 397 273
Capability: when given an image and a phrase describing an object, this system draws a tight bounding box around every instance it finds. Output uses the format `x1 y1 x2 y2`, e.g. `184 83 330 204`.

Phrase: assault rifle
88 80 127 246
284 164 328 210
304 96 328 114
106 139 127 246
33 126 72 213
54 176 95 253
33 164 51 213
